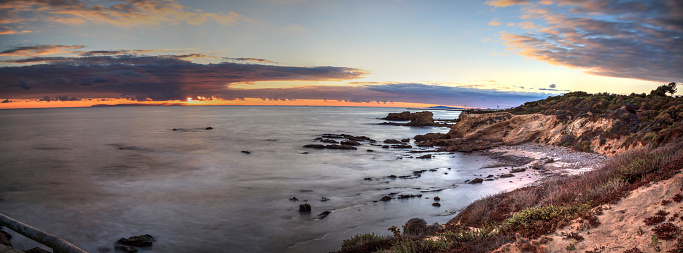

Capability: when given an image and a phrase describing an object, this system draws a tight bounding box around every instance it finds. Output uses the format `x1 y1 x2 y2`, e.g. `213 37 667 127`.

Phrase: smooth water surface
0 106 537 252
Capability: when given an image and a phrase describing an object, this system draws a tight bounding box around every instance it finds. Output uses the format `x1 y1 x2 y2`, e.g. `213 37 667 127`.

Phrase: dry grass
445 140 683 251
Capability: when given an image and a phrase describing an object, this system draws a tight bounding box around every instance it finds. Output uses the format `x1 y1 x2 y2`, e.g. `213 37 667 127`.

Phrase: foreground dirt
495 171 683 253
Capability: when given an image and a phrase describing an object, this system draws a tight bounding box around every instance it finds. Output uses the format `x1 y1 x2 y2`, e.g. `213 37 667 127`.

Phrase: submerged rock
380 196 392 202
289 197 298 201
303 144 325 149
432 202 441 207
117 234 154 247
115 244 138 253
434 196 441 201
317 211 331 219
510 168 526 173
499 174 514 178
384 139 402 144
241 151 251 154
205 127 213 130
416 154 433 159
340 140 361 146
468 178 484 184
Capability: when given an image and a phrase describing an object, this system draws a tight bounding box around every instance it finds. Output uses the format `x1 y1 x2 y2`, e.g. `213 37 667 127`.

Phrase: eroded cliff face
417 112 641 155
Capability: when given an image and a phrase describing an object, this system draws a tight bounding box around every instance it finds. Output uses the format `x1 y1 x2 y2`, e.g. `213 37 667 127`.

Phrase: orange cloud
0 45 84 56
0 0 246 30
489 18 502 26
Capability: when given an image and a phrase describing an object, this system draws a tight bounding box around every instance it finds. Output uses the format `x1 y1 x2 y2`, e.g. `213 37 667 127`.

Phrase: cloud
549 83 556 88
225 58 275 63
493 0 683 82
0 0 245 30
0 45 84 56
486 0 530 7
0 54 366 101
0 26 31 35
489 18 502 26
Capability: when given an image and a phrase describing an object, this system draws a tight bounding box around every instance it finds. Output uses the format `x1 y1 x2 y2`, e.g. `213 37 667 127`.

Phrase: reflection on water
0 106 536 253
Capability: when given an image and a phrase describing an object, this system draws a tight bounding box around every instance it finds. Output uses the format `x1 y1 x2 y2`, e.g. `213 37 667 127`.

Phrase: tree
650 82 677 97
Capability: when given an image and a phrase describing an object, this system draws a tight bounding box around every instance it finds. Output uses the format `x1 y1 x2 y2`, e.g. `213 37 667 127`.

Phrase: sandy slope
496 171 683 253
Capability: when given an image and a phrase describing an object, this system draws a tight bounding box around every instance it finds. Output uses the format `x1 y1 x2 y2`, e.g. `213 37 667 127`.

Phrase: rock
397 194 423 199
172 128 178 131
381 145 390 148
414 133 450 142
391 144 412 149
241 151 251 154
387 175 397 179
407 111 436 126
341 140 361 146
401 139 410 142
25 247 51 253
380 196 392 201
416 154 432 159
319 139 339 143
325 144 357 150
468 178 484 184
117 234 154 247
366 149 374 152
205 127 213 130
500 174 514 178
364 177 373 181
115 244 138 253
432 202 441 207
486 175 494 178
317 211 331 219
510 168 526 173
434 196 441 201
383 139 402 144
322 134 345 139
299 204 312 212
383 111 411 121
289 197 298 201
403 218 428 236
321 197 329 202
301 152 309 154
303 144 325 149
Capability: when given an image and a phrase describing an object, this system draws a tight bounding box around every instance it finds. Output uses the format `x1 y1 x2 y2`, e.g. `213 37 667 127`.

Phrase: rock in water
241 150 251 154
382 111 411 121
407 111 436 126
317 211 331 219
299 204 312 212
468 178 484 184
115 244 138 253
117 234 155 247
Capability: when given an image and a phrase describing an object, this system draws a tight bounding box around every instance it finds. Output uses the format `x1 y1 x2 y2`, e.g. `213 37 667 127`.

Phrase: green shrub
501 204 587 231
391 237 453 253
340 233 385 251
616 154 662 183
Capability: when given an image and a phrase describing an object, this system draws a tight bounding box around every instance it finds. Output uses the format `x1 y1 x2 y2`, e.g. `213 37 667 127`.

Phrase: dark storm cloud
493 0 682 82
0 55 366 101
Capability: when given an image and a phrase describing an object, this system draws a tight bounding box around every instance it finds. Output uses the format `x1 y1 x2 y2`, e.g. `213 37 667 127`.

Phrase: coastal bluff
415 111 623 154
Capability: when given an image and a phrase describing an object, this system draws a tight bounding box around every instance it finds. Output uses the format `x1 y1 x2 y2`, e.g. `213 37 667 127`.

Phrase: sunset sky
0 0 681 109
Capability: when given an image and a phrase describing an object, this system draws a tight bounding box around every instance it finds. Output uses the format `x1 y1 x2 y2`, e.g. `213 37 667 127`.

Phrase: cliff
416 88 683 155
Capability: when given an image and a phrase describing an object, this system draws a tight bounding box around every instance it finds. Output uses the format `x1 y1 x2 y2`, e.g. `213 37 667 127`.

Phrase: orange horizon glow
0 97 445 110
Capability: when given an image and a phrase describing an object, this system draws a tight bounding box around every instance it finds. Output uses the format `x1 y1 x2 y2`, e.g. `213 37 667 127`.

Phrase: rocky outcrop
407 111 436 126
381 111 447 127
382 111 411 121
414 111 631 155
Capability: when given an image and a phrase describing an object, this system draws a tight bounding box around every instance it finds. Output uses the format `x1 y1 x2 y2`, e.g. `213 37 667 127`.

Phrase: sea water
0 106 537 252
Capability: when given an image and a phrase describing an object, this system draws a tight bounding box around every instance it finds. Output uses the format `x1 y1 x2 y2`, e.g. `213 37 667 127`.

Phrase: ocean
0 106 538 252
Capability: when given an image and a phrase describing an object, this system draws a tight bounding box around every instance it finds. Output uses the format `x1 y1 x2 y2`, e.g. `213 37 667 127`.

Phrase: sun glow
0 97 439 109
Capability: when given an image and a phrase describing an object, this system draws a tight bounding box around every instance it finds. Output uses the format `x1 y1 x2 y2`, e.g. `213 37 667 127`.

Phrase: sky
0 0 681 109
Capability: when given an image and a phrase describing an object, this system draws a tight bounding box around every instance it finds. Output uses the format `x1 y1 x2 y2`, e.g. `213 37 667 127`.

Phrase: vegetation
506 82 682 151
336 84 683 253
